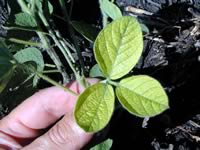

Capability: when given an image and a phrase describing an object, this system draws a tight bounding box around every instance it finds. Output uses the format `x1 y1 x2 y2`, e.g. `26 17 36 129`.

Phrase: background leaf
15 12 37 27
71 21 99 43
0 48 15 78
14 47 44 86
99 0 122 20
90 138 113 150
89 64 105 78
75 83 115 132
116 75 169 117
34 0 53 14
94 16 143 80
140 23 149 33
0 69 13 93
0 48 16 92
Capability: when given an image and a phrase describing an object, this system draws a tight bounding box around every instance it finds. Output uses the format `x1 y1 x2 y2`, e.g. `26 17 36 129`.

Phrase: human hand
0 78 98 150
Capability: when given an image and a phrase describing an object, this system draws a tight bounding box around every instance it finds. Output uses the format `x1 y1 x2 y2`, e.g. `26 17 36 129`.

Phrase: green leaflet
71 21 99 43
99 0 122 20
15 1 53 28
15 12 37 27
94 16 143 80
89 64 105 78
74 83 115 132
14 47 44 86
116 75 169 117
90 138 113 150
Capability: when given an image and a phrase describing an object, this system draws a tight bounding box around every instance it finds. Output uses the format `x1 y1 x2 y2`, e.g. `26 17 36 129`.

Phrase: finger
0 78 99 139
22 108 92 150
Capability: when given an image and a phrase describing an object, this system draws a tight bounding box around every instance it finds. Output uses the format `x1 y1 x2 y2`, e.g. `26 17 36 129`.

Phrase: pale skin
0 78 98 150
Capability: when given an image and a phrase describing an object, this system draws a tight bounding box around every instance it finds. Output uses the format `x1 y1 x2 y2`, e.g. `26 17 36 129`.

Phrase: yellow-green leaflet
94 16 143 80
74 83 114 132
90 138 113 150
116 75 169 117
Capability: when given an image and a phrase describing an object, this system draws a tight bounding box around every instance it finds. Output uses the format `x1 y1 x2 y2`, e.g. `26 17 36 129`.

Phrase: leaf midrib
109 19 132 78
88 84 111 131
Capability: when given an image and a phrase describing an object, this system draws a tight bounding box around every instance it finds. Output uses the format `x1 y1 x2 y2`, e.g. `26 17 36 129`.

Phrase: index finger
0 78 99 139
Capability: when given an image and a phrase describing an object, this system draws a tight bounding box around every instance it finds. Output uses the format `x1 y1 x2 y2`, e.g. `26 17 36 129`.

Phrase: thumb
22 79 98 150
22 112 92 150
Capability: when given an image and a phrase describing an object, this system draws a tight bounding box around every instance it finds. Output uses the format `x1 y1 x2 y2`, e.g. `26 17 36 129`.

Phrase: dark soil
1 0 200 149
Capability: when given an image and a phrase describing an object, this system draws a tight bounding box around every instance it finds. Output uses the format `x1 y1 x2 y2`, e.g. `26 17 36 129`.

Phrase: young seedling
74 16 169 132
0 0 168 135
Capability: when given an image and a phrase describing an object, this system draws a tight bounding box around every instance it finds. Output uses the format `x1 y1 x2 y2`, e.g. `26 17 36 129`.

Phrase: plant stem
37 32 70 83
107 80 119 86
7 38 41 47
99 0 108 27
17 0 31 14
3 26 50 36
45 64 56 68
42 70 60 73
38 11 80 79
102 13 108 28
35 71 78 96
69 0 74 19
59 0 85 75
55 30 75 63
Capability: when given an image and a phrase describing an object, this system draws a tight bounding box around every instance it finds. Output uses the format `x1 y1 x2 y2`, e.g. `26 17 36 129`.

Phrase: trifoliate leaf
71 21 98 43
14 47 44 86
99 0 122 20
116 75 169 117
90 138 113 150
94 16 143 80
75 83 114 132
89 64 105 78
15 12 37 27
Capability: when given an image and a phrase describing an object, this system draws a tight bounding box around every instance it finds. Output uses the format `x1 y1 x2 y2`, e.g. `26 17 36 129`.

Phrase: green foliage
116 76 169 117
15 12 37 27
90 139 113 150
75 16 169 132
71 21 99 43
2 0 169 146
75 83 115 132
25 0 53 14
0 48 16 92
0 48 16 79
0 71 13 93
94 16 143 80
14 47 44 86
89 64 105 78
15 0 53 28
34 0 53 14
99 0 122 20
